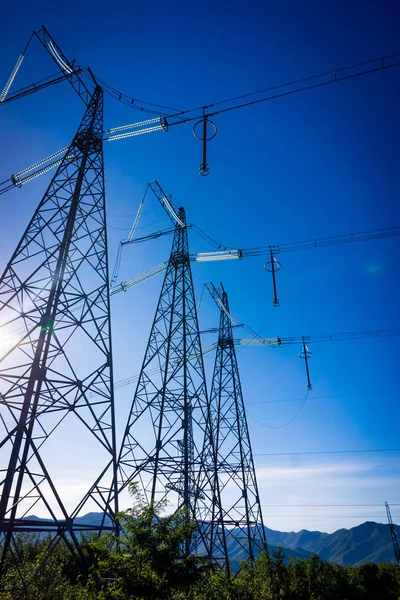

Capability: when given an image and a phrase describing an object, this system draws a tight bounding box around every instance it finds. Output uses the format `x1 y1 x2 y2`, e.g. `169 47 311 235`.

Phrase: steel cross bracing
34 26 93 105
117 205 217 559
0 27 92 107
208 284 266 573
0 87 117 591
385 502 400 566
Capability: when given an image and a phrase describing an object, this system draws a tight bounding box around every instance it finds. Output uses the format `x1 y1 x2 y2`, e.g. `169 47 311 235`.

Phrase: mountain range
26 513 399 566
263 521 399 566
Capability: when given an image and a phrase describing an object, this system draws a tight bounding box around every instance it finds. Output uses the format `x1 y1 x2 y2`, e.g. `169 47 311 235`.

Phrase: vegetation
1 488 399 599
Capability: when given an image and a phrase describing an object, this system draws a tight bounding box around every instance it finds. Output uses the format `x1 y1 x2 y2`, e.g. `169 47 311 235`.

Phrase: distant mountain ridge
26 514 398 566
264 521 400 566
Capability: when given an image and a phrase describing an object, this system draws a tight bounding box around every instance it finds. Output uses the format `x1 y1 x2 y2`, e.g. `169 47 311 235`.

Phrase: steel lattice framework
385 502 400 566
0 86 117 587
209 284 266 572
117 206 217 558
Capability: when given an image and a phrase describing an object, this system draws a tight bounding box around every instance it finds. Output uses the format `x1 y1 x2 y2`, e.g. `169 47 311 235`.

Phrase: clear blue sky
0 0 399 533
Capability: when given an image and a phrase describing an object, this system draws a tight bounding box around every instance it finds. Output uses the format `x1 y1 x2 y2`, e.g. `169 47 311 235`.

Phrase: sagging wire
110 185 150 290
86 325 400 399
237 311 277 353
92 72 182 116
193 224 400 306
247 389 310 429
176 175 202 204
196 283 206 314
191 225 234 251
107 216 166 232
100 52 400 173
80 51 400 126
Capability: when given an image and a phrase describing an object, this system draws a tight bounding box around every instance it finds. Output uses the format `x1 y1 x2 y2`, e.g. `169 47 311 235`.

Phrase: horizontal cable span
261 503 400 507
97 51 400 124
246 389 400 405
253 448 400 456
193 224 400 258
251 514 400 518
236 327 400 348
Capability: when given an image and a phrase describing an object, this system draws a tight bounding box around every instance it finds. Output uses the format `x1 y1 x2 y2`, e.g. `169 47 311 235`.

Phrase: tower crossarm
148 180 185 227
0 72 77 106
205 283 237 327
33 26 93 105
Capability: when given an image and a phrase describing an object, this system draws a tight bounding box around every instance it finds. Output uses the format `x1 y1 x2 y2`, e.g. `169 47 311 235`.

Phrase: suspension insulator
264 249 282 307
193 117 217 176
298 342 313 390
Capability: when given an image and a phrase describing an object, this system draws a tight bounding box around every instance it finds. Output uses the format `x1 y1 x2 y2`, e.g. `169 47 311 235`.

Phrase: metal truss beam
33 26 93 105
209 283 267 573
117 203 217 559
0 86 117 593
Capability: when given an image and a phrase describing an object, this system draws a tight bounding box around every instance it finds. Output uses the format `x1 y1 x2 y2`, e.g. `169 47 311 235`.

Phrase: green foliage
76 482 207 599
1 495 399 600
0 532 82 600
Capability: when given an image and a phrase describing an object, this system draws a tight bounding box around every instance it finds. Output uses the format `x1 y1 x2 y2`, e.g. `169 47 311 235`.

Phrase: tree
81 483 207 599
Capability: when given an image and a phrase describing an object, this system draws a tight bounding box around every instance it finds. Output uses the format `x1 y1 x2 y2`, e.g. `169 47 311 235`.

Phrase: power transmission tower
207 283 267 573
385 502 400 565
117 204 216 559
0 86 117 590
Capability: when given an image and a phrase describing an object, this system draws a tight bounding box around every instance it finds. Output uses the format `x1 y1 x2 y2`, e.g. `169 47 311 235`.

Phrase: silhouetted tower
0 87 117 588
207 283 267 572
385 502 400 565
117 205 215 558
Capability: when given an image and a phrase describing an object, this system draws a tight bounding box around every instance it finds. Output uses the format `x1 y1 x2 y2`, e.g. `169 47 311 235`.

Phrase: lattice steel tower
0 86 117 585
117 204 216 558
207 283 266 573
385 502 400 565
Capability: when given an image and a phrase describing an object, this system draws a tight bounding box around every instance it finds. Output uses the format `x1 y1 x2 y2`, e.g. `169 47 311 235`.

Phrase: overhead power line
99 328 400 395
107 223 400 295
94 51 400 123
253 448 400 456
246 389 400 405
2 31 399 179
238 326 400 348
244 226 400 256
255 515 400 519
191 224 400 257
261 503 400 507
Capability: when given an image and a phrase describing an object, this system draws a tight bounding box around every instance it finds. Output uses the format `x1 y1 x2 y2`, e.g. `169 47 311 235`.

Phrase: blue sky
0 0 399 533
